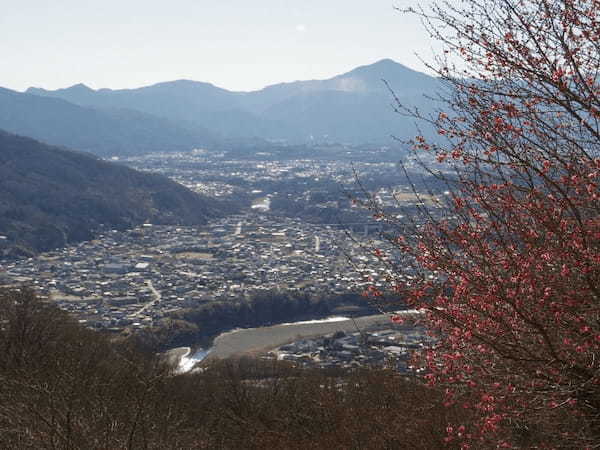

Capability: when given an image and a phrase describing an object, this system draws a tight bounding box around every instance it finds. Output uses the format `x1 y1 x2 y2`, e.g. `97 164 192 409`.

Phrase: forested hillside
0 131 232 258
0 288 472 449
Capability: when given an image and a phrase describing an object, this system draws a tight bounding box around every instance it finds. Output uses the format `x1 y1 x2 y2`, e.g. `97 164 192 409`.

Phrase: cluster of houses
270 323 433 372
0 213 410 331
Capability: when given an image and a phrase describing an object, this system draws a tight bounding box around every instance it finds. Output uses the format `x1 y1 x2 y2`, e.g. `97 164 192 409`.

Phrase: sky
0 0 440 92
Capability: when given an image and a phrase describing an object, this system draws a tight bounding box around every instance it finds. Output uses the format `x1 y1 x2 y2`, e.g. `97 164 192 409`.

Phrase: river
174 310 423 373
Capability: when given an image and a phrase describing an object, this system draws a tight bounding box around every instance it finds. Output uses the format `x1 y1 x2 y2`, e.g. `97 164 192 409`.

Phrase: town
0 212 415 332
271 323 432 373
0 146 442 337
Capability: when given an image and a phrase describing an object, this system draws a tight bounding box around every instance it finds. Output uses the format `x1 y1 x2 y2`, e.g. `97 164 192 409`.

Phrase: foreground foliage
0 289 470 449
365 0 600 446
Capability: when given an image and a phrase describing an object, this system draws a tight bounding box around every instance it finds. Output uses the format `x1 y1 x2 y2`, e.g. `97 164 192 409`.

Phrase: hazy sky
1 0 439 92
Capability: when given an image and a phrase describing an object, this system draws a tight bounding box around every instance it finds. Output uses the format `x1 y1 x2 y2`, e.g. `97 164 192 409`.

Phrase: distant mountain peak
373 58 400 66
25 83 95 97
342 59 423 76
67 83 94 92
147 79 228 92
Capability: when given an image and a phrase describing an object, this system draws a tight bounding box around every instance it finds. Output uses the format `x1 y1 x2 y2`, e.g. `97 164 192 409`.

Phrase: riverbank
205 310 422 361
168 311 424 372
163 346 190 367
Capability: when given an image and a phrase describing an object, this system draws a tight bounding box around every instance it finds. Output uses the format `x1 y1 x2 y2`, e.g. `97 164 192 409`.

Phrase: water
176 310 425 372
177 348 211 373
279 316 349 326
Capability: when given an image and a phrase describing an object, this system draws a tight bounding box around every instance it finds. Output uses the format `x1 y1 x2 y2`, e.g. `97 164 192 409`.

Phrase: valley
0 60 446 366
0 143 442 353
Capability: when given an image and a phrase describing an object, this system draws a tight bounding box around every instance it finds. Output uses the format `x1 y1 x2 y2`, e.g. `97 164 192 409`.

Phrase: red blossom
373 0 600 446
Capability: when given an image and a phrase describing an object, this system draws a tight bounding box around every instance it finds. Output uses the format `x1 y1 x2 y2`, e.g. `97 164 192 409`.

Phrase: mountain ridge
25 58 433 96
23 59 440 146
0 87 216 157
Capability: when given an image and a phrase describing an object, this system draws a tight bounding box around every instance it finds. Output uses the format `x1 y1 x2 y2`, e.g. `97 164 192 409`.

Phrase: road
130 280 161 318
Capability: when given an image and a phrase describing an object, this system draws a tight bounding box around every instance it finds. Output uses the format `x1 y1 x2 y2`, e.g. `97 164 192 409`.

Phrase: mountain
239 59 440 113
26 80 272 140
0 87 216 157
0 130 232 258
26 59 441 145
240 59 441 142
